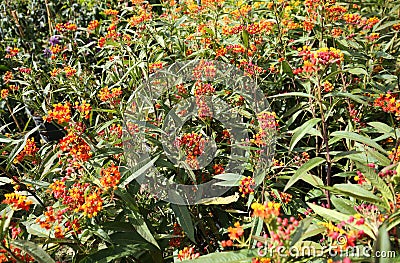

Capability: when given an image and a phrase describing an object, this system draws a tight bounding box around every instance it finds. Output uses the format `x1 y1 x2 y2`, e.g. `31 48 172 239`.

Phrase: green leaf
290 217 313 246
284 157 325 191
81 244 148 263
181 249 258 263
357 163 394 202
171 202 196 243
197 193 239 205
346 67 368 75
242 30 249 48
10 240 55 263
115 189 160 249
269 92 316 99
387 211 400 231
330 196 356 215
374 223 391 263
289 118 321 151
330 131 387 154
329 184 384 206
121 156 159 187
301 172 324 188
327 92 368 106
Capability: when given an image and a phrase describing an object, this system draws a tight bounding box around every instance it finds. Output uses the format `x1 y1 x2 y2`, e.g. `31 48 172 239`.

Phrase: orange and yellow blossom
100 163 121 190
2 192 33 211
251 201 281 222
227 222 244 240
44 102 71 124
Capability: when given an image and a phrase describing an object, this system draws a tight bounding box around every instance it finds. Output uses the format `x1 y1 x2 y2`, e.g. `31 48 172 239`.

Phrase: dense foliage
1 0 400 262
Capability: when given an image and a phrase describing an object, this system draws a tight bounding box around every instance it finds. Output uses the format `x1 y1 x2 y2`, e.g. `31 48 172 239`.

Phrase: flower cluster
177 246 200 261
175 132 207 169
14 138 38 163
294 46 344 74
238 176 255 197
100 163 121 190
55 22 78 32
374 92 400 119
44 102 71 124
2 192 33 211
251 201 281 223
98 86 123 103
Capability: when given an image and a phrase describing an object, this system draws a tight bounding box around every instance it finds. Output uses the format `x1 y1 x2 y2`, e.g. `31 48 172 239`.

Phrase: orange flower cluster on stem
5 47 19 58
0 241 35 263
128 5 152 27
2 192 33 211
44 102 71 124
294 46 344 75
58 124 92 166
175 132 207 169
74 100 92 119
239 176 255 197
55 22 78 32
98 86 122 103
374 92 400 119
87 20 99 31
251 201 281 223
100 163 121 190
177 246 200 261
14 138 38 163
227 222 244 240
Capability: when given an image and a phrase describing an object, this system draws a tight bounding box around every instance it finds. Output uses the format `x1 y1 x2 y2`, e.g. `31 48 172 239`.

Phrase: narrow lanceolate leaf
330 131 387 154
330 196 356 215
387 211 400 231
169 191 195 243
307 203 375 239
122 156 159 187
374 223 391 263
357 163 394 202
323 184 386 210
289 118 321 151
115 189 160 249
181 249 259 263
82 244 148 263
290 217 313 246
10 240 55 263
284 157 325 192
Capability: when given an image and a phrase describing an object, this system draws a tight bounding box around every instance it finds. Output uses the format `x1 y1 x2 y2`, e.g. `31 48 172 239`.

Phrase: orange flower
14 138 38 163
1 89 9 99
393 23 400 31
149 61 163 73
104 9 119 16
74 100 92 119
64 66 77 78
343 13 361 24
44 102 71 124
49 180 66 199
98 86 122 102
227 222 244 240
251 201 281 222
100 163 121 190
5 47 19 58
213 164 224 175
177 247 200 261
3 71 13 84
2 192 33 211
323 81 334 92
80 188 103 218
239 176 255 196
87 20 100 31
